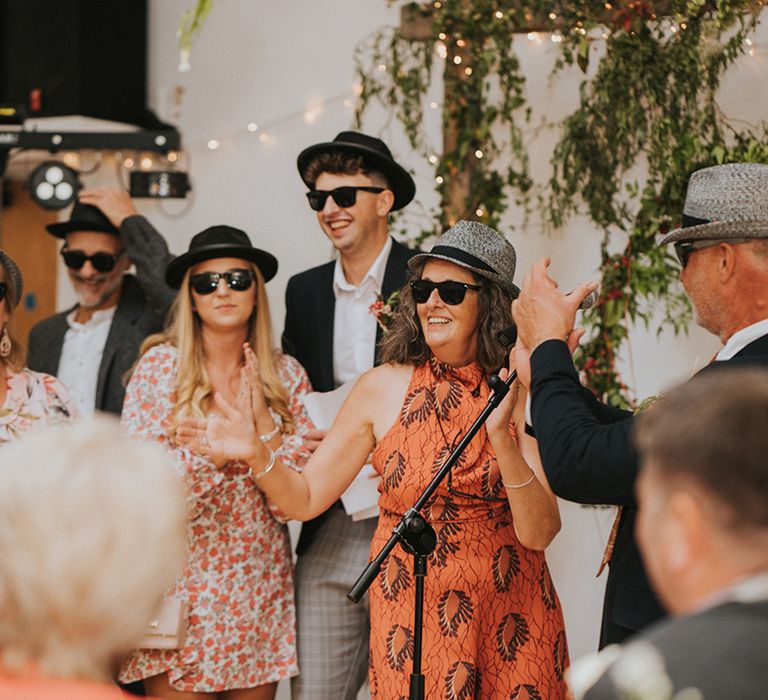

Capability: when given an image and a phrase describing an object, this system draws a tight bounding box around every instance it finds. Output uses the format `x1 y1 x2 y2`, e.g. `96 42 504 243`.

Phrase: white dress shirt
716 318 768 361
332 237 392 387
58 307 116 417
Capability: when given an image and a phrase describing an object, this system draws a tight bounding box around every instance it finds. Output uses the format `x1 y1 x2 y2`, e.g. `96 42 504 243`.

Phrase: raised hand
486 356 522 439
78 187 138 228
243 342 270 419
512 257 598 351
176 368 266 465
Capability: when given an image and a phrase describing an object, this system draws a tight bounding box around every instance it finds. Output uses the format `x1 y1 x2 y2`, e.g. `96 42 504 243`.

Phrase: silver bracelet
259 423 280 443
502 469 536 490
251 448 276 481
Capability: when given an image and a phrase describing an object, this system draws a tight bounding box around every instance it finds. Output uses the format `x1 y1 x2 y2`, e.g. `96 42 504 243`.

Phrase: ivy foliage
355 0 768 405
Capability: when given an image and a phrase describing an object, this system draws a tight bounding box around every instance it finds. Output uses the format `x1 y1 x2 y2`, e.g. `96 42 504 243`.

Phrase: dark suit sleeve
530 339 638 505
120 215 176 313
281 276 299 357
26 323 44 372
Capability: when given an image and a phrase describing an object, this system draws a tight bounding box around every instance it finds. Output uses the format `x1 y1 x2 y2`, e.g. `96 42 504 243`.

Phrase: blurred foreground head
635 368 768 614
0 417 187 681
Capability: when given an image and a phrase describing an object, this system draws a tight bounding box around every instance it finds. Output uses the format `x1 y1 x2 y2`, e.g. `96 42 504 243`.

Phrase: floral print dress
0 368 76 443
369 358 569 699
118 344 313 692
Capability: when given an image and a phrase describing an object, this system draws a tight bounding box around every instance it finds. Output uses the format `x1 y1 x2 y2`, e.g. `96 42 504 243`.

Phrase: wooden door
0 180 59 357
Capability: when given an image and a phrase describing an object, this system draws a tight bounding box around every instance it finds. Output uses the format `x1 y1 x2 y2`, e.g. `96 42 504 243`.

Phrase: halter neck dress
368 357 568 699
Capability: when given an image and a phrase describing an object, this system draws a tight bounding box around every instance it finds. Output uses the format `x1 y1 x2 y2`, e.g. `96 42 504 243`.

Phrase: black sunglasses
0 282 6 302
674 238 750 268
306 186 385 211
61 248 126 273
410 279 482 305
190 268 255 295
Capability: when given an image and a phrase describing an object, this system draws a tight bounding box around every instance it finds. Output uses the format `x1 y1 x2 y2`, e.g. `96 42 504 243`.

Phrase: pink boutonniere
369 290 400 332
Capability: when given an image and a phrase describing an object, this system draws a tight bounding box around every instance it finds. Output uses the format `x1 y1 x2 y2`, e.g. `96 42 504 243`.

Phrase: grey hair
0 416 187 681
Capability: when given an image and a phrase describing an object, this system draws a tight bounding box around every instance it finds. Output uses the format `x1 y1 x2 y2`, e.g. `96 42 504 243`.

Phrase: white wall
41 1 767 684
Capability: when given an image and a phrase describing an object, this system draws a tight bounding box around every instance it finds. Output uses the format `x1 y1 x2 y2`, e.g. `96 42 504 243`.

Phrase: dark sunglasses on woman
61 248 126 273
190 268 255 295
306 186 385 211
410 279 482 305
0 282 6 302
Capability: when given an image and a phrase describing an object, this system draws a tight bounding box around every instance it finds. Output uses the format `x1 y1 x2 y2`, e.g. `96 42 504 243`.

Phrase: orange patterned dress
369 358 568 699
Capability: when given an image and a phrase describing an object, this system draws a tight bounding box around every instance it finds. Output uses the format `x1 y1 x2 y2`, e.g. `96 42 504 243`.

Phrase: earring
0 326 11 358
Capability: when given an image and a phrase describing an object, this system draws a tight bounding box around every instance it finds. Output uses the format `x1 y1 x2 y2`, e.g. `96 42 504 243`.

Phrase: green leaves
357 0 766 404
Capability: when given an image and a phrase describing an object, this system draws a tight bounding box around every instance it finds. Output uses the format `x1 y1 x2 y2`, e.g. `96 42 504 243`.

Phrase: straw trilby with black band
408 220 520 296
660 162 768 245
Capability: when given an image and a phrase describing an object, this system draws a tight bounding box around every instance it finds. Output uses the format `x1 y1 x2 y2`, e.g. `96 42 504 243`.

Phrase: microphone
497 287 600 348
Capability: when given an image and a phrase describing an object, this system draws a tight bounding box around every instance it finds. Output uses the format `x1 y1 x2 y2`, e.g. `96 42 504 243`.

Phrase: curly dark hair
379 259 516 375
301 151 390 189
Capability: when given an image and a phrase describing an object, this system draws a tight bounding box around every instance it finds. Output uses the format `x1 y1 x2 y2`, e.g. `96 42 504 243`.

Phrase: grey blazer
584 598 768 699
27 215 176 415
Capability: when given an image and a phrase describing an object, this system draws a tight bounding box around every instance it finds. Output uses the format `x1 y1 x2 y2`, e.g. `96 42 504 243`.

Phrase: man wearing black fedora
511 162 768 648
282 131 417 699
28 187 175 416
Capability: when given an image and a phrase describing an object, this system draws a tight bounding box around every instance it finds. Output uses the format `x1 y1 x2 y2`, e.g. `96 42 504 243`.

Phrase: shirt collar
333 236 392 296
716 318 768 361
66 305 117 329
693 569 768 613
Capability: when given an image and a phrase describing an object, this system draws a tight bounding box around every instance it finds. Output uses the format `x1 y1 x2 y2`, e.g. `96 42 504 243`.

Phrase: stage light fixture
129 170 191 199
29 160 80 209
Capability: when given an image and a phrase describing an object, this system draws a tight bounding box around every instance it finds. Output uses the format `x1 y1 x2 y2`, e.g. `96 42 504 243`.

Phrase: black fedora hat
46 200 119 238
165 226 278 289
296 131 416 211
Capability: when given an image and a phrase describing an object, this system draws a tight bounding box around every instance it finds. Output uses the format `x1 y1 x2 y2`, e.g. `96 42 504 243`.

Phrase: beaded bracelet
259 424 280 443
502 468 536 490
251 448 276 481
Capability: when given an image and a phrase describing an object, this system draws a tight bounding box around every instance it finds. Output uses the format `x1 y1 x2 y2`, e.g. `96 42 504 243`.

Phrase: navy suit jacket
529 334 768 645
281 238 417 554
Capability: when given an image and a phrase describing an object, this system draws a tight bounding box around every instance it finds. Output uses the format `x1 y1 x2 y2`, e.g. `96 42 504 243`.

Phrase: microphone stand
347 370 516 700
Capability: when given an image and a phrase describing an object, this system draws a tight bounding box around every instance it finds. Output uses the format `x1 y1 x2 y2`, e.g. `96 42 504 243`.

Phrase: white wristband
259 424 280 443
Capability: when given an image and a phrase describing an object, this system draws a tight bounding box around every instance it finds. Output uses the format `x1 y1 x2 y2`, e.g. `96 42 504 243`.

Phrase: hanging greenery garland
354 0 768 406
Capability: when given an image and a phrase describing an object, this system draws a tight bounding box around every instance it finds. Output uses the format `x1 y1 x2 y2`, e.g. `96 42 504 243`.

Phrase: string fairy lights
176 89 358 154
184 5 765 160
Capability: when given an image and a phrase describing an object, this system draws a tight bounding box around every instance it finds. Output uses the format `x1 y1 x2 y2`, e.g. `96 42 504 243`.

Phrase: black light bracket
0 127 181 155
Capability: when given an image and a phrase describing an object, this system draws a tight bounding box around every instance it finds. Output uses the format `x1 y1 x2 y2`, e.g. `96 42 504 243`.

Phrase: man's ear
717 242 738 283
665 490 704 574
377 189 396 217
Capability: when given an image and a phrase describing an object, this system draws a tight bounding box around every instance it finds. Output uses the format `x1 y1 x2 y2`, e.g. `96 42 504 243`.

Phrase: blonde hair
0 416 187 681
139 263 295 433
